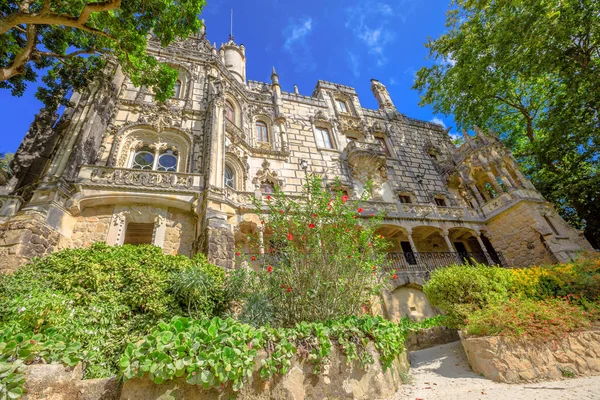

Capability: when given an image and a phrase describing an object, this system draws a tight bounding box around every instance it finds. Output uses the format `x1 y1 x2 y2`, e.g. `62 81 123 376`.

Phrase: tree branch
78 0 122 24
0 24 37 81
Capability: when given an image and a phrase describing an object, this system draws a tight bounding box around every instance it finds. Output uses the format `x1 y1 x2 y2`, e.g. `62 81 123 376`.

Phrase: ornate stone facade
0 25 593 273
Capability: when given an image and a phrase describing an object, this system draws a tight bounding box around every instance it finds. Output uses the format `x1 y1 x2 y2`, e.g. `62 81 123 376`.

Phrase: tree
414 0 600 248
1 0 205 111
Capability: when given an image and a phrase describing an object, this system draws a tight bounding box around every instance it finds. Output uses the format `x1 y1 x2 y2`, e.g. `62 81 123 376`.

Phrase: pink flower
267 265 273 273
309 223 316 229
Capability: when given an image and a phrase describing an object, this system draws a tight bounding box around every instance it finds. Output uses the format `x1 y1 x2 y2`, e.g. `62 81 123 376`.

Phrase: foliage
0 243 229 383
234 174 390 327
120 315 411 392
423 262 517 327
0 153 14 177
464 297 592 339
413 0 600 248
1 0 206 111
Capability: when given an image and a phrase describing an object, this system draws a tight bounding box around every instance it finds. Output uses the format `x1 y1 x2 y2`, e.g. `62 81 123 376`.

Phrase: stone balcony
77 165 203 192
342 141 387 172
385 251 508 272
480 188 544 217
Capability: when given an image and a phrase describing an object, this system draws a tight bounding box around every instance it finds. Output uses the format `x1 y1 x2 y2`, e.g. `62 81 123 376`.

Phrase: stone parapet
461 330 600 383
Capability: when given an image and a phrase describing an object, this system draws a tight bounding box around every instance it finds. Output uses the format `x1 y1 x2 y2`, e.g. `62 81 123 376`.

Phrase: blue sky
0 0 457 153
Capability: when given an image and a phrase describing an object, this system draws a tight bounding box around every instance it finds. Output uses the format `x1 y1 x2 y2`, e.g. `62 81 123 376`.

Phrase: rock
405 327 460 351
461 330 600 383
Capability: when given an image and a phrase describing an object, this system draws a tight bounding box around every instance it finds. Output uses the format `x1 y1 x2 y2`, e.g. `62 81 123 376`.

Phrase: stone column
258 226 265 255
500 165 519 189
486 171 504 194
442 231 455 252
468 183 485 206
475 233 495 265
406 231 417 253
204 211 235 269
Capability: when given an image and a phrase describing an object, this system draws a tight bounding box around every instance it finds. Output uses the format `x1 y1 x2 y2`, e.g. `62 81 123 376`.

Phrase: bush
119 315 409 391
236 175 390 327
423 263 517 327
464 297 592 339
0 243 228 381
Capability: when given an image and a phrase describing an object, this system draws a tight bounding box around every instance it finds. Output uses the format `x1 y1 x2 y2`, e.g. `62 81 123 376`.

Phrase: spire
229 9 234 41
271 66 277 76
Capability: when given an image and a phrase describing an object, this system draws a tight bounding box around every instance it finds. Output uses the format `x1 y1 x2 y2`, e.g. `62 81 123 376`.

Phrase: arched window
131 147 179 172
226 101 235 123
256 121 268 142
132 147 155 170
157 150 178 172
173 80 182 98
315 127 333 149
224 165 236 189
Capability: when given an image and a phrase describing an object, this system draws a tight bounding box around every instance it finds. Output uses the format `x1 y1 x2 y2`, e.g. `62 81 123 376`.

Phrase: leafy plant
119 315 410 392
423 262 517 327
236 175 391 327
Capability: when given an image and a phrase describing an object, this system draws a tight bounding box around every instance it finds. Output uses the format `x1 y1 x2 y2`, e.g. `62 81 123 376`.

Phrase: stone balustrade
481 188 545 216
78 166 203 192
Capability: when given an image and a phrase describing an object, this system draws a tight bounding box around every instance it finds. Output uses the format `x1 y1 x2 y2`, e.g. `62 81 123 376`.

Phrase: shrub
464 297 592 339
236 175 390 327
119 315 409 391
0 243 227 381
423 263 517 326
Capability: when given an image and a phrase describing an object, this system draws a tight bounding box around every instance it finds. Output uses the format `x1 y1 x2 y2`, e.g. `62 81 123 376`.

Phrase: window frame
224 165 236 189
315 126 334 149
226 101 235 123
256 121 269 143
173 79 182 98
336 99 348 113
375 136 392 157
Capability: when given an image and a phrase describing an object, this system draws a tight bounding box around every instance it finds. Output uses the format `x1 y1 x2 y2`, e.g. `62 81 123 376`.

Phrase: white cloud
283 17 316 72
347 52 360 78
284 17 313 50
430 117 446 129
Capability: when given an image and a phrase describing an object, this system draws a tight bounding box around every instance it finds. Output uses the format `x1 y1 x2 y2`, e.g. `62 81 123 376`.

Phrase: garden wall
120 343 409 400
461 330 600 383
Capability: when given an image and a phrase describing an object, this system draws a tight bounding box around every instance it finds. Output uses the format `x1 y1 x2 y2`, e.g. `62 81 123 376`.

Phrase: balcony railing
384 251 508 272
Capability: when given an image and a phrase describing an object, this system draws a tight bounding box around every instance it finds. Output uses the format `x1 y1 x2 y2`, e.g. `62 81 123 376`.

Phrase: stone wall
486 201 557 268
120 343 408 400
0 212 61 273
163 209 195 256
64 205 115 249
461 330 600 383
405 327 460 351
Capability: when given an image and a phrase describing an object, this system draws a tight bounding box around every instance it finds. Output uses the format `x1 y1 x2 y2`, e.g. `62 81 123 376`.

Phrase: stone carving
337 115 364 133
89 166 198 191
135 102 184 132
252 159 284 189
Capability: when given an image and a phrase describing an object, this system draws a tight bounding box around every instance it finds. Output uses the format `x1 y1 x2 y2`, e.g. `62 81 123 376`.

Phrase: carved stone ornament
134 102 184 132
252 159 284 189
312 110 330 123
337 115 364 133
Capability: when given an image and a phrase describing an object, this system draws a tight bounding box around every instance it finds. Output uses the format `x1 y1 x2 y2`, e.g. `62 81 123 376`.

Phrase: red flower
260 220 265 225
251 255 256 261
378 235 384 239
287 233 293 240
370 214 375 217
347 255 351 258
312 213 317 218
358 207 364 213
353 215 358 219
368 242 373 247
327 205 332 211
286 286 292 292
372 266 377 271
266 195 272 200
465 319 469 324
341 195 349 203
309 223 316 229
267 265 273 273
235 251 241 256
392 274 398 279
279 209 284 214
281 283 286 288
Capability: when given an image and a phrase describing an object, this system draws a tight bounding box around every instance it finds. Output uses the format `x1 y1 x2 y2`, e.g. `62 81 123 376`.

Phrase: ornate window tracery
224 165 236 189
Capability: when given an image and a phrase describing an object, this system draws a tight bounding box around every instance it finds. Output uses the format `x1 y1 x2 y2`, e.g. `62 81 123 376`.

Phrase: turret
370 79 395 110
220 37 246 84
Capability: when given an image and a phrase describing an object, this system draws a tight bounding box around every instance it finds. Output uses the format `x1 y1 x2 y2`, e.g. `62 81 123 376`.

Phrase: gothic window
256 121 269 142
224 165 236 189
226 101 235 123
123 223 154 245
173 80 182 98
260 182 274 194
132 148 155 170
336 100 348 113
376 137 391 157
315 127 333 149
156 150 178 172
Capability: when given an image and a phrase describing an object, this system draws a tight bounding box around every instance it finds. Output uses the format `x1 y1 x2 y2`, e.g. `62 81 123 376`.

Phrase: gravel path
395 341 600 400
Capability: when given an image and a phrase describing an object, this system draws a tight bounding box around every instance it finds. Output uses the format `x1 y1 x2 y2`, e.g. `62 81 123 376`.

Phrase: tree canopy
1 0 206 111
414 0 600 248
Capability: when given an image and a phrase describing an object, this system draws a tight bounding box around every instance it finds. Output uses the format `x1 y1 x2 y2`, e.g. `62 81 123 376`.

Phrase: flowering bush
464 297 592 339
236 175 390 327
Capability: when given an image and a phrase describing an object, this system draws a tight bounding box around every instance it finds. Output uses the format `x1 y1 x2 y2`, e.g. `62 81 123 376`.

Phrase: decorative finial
229 9 234 41
272 66 277 76
294 84 299 95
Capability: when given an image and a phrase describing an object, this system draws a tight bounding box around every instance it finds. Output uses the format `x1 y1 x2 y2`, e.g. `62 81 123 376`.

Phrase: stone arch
224 152 247 191
111 125 192 172
168 64 193 99
224 94 242 128
252 114 275 148
383 282 437 322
